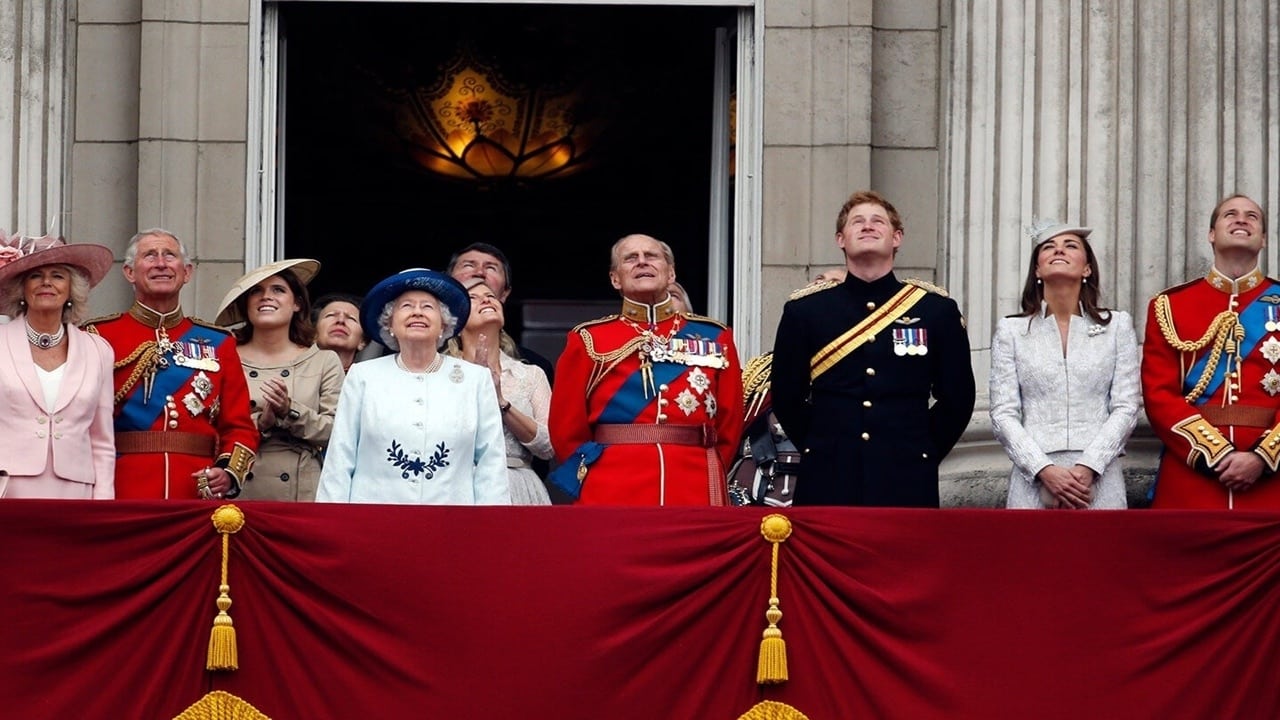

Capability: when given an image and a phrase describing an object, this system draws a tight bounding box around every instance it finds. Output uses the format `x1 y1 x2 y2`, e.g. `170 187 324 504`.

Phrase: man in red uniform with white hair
86 229 257 499
1142 194 1280 508
549 234 743 505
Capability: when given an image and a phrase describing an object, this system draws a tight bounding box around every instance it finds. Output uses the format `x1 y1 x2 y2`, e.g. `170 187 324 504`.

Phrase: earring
1082 277 1088 285
65 300 73 308
1035 278 1042 285
19 299 26 307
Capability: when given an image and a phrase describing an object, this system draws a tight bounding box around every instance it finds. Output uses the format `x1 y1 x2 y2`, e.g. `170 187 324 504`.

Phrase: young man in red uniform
1142 194 1280 508
549 234 743 505
85 229 257 499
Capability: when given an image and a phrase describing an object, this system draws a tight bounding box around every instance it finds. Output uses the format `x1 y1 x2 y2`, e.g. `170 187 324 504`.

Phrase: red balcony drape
2 502 1278 719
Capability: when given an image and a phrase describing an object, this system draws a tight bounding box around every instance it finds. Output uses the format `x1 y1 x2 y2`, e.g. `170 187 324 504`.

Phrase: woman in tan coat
216 258 344 501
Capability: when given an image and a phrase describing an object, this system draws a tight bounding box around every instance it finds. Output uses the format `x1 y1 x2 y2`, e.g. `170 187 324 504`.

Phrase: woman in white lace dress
445 279 554 504
989 221 1140 509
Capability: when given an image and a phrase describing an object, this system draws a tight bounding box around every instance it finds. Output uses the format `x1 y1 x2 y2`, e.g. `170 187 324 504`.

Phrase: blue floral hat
361 268 471 347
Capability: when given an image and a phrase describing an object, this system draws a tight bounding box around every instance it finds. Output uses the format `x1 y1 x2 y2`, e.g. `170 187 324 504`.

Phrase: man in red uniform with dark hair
85 229 257 499
1142 194 1280 508
549 234 743 505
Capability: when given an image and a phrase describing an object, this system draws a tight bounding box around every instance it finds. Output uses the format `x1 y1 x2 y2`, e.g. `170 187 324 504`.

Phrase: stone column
942 0 1280 504
0 0 68 235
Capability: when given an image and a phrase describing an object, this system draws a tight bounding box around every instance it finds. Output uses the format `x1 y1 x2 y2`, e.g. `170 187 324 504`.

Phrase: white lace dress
500 353 554 505
989 309 1141 509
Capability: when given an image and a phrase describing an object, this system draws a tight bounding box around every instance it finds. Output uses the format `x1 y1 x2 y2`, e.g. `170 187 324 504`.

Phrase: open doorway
277 2 739 360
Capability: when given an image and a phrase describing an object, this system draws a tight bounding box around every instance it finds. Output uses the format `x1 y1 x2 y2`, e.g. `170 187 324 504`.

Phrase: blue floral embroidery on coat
387 440 451 479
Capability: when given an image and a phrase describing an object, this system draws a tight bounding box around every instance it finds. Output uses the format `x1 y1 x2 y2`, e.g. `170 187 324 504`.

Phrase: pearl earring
1035 278 1042 285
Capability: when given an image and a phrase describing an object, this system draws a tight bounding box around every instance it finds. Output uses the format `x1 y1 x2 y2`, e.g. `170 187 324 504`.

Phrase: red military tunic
85 303 257 499
549 297 744 505
1142 267 1280 508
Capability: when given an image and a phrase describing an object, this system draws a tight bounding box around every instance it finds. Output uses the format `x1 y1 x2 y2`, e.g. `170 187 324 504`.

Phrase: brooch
1087 324 1107 337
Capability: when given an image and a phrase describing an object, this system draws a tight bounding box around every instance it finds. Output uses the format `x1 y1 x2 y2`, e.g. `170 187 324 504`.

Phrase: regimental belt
809 284 928 381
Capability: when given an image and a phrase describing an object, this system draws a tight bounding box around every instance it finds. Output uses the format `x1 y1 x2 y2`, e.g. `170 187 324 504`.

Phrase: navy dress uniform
771 272 976 506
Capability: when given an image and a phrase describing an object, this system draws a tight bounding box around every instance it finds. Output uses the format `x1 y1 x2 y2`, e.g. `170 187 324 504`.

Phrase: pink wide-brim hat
0 232 115 288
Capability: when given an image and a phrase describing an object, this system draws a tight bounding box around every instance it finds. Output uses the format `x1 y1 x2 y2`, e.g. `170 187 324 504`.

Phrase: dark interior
280 2 736 355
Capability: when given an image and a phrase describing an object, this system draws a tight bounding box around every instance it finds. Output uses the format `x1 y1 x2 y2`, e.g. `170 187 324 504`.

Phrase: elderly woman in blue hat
989 220 1140 509
317 268 509 504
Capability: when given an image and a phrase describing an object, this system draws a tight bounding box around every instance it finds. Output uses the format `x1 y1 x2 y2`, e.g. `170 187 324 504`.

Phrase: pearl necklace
26 321 66 349
396 353 444 374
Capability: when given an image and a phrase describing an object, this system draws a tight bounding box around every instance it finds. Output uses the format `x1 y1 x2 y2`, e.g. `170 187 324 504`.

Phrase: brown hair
836 190 904 234
234 270 317 346
1011 235 1112 326
1209 194 1268 234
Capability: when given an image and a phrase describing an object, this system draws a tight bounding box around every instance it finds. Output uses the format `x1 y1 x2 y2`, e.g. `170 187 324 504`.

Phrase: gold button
169 410 179 419
866 302 876 310
659 384 670 392
657 413 668 422
1230 383 1239 390
866 368 876 376
863 400 872 407
861 432 870 440
803 448 811 454
867 335 876 342
1230 372 1239 378
658 399 669 406
922 452 929 459
168 420 178 429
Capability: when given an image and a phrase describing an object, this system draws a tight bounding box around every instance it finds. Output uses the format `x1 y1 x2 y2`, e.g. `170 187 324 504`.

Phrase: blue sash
597 318 725 424
118 324 226 431
1185 281 1280 404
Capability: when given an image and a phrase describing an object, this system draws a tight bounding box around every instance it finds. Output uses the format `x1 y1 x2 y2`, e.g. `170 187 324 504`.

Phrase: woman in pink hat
0 232 116 499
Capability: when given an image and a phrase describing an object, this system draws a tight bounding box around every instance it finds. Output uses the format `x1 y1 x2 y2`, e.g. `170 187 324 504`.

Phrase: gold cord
1153 294 1239 402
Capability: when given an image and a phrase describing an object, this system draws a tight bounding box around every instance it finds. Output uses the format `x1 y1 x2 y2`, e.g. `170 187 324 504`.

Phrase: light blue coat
317 354 509 504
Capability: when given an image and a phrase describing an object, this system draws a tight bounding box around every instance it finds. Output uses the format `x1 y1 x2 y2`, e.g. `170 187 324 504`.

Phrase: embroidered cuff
1172 415 1234 469
217 442 257 495
1253 424 1280 473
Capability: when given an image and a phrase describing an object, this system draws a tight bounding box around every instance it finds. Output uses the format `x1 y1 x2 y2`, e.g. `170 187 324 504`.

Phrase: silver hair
123 228 190 267
377 292 458 352
0 263 92 324
609 234 675 271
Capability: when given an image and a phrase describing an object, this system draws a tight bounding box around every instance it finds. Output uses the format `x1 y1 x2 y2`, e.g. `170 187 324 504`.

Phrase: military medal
892 329 909 356
173 339 221 372
1263 369 1280 397
192 371 213 400
1263 336 1280 365
915 328 929 356
1267 306 1279 333
449 364 465 384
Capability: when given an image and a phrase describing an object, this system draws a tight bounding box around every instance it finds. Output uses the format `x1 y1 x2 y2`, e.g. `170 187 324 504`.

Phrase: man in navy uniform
771 190 975 506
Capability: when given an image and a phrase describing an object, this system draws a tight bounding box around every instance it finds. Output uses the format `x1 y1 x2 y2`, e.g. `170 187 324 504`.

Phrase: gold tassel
207 504 246 671
757 513 793 684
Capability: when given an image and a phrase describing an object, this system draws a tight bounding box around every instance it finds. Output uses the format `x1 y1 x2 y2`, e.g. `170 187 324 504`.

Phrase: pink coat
0 320 115 498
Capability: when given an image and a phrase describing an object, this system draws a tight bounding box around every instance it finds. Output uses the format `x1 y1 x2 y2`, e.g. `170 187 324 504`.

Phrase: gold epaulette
905 278 949 297
190 317 232 334
681 312 728 330
788 279 838 301
570 314 619 334
742 352 773 420
80 312 122 331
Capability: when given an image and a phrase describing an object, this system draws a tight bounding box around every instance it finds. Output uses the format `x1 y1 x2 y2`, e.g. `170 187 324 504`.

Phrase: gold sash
809 284 928 381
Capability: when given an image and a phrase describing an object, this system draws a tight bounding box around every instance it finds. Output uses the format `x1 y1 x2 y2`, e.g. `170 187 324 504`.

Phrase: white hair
377 293 458 351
